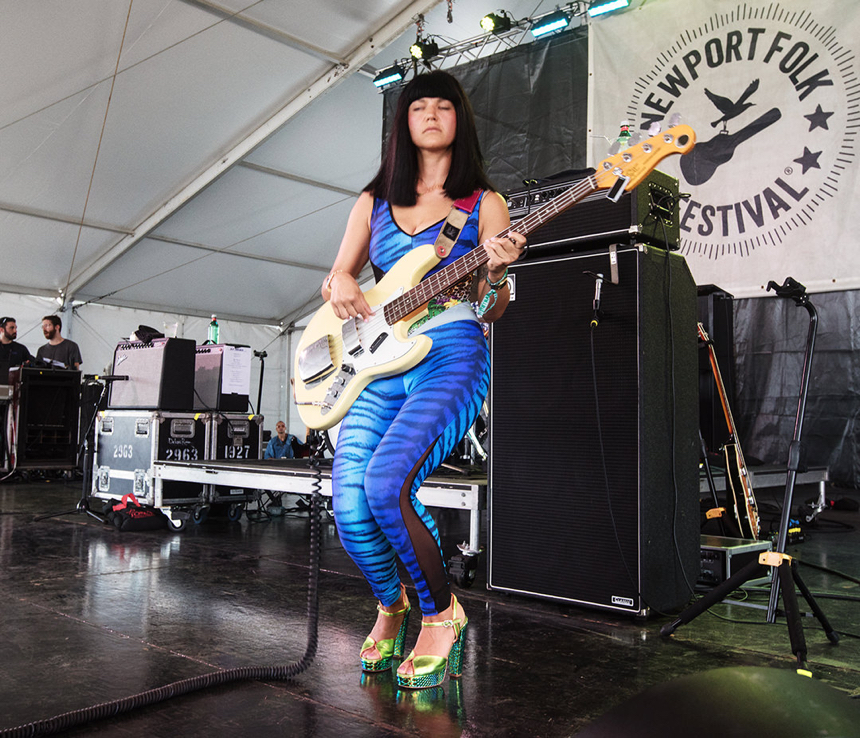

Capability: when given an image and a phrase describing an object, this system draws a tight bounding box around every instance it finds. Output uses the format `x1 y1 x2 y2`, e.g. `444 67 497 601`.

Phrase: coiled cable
1 452 324 737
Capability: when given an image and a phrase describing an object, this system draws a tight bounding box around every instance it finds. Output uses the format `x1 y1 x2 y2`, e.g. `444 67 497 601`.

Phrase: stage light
587 0 630 17
531 9 570 38
480 12 513 34
409 37 440 61
373 63 405 89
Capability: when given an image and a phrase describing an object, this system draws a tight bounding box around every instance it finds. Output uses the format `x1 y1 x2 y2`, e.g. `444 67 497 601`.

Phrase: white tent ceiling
1 0 561 327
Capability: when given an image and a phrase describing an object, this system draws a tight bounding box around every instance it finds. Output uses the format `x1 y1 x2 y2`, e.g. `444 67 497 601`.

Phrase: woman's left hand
483 231 527 280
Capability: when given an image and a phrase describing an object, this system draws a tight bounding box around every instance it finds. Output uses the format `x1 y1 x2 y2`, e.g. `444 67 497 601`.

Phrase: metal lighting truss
382 3 589 83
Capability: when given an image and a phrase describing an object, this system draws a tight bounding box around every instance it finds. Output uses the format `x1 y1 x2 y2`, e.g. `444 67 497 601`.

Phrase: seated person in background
36 315 82 369
264 421 297 459
0 317 33 376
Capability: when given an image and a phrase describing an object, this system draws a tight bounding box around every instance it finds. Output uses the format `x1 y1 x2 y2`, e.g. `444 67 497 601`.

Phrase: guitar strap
433 190 482 259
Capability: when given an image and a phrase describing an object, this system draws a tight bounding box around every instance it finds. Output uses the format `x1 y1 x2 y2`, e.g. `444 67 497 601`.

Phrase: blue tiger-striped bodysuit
331 194 490 616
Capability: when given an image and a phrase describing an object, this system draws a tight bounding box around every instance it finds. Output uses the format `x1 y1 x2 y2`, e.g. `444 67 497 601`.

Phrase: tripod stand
35 375 127 524
661 278 839 674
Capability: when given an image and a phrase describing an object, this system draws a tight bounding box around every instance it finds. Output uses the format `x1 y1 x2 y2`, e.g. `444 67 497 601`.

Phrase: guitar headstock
595 125 696 195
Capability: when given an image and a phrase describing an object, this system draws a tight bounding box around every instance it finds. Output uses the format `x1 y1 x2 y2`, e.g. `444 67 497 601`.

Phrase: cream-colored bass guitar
294 124 696 430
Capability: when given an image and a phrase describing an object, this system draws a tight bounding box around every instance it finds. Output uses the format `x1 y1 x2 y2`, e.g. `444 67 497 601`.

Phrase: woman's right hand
327 272 375 321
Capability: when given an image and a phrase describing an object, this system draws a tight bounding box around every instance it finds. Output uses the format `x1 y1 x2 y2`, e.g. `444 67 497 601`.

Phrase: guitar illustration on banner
294 125 697 431
698 322 761 540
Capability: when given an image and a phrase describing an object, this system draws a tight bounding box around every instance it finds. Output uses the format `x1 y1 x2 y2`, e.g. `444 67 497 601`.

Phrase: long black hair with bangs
364 70 496 206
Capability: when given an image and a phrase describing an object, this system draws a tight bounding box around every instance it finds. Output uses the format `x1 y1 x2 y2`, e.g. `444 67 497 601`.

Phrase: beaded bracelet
323 269 346 292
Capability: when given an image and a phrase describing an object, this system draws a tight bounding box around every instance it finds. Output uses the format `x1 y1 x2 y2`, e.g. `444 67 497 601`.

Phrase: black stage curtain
734 291 860 490
383 28 589 192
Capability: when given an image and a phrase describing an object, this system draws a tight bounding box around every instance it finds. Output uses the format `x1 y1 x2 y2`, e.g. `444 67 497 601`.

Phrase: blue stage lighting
587 0 630 17
373 64 405 89
531 10 570 38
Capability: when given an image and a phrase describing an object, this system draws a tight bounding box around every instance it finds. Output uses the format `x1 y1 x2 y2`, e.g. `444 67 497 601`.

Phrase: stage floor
1 476 858 737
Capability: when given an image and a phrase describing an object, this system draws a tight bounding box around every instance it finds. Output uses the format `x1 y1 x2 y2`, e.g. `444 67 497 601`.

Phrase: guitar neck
383 175 599 324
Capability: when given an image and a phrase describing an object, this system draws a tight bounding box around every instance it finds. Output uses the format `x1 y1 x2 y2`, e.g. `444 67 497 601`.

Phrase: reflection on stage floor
1 476 858 737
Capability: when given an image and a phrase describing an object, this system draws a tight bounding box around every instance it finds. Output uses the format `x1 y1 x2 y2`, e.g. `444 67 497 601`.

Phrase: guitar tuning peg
629 131 642 146
668 113 682 127
607 140 621 156
648 121 662 136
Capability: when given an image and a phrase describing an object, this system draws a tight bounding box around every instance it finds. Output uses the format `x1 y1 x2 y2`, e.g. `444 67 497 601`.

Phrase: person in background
0 317 33 376
1 316 35 469
36 315 82 370
264 421 297 459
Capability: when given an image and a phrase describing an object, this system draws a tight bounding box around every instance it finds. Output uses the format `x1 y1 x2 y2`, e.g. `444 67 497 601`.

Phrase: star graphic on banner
805 105 834 131
794 147 822 174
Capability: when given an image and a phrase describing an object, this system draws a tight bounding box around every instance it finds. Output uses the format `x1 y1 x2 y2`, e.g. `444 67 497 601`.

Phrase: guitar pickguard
319 307 419 414
294 276 433 429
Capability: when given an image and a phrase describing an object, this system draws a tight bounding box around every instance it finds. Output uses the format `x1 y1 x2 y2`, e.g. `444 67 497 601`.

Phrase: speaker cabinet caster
448 553 479 589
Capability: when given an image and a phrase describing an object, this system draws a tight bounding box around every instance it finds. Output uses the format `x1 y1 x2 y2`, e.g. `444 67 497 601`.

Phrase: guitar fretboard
382 174 599 324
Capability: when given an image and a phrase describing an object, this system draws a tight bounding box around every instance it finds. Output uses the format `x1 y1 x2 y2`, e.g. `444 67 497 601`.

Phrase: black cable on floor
0 456 323 738
795 557 860 586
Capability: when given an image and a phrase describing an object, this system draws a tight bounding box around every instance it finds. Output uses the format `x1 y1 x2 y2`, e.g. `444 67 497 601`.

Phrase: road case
205 414 263 517
92 410 210 507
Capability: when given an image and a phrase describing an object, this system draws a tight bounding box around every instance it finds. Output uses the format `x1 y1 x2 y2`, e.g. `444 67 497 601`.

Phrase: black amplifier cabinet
109 338 196 411
194 344 252 412
505 169 679 254
92 410 210 505
6 367 80 469
488 246 699 616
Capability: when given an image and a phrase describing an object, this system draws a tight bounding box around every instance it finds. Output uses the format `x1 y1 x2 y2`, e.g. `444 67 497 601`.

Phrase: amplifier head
505 169 680 253
109 337 196 411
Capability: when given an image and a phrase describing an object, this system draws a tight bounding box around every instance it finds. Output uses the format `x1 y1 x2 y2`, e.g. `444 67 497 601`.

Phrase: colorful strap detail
433 190 483 259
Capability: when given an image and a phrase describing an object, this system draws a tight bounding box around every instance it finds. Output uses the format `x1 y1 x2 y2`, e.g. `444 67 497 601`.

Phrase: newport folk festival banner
589 0 860 297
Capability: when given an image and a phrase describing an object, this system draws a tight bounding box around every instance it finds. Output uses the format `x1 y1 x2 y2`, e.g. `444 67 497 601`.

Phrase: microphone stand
661 278 838 675
35 375 128 523
254 350 267 415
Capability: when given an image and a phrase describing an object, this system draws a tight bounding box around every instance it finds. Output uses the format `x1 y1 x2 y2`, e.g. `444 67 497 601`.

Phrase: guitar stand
662 278 839 675
699 429 741 538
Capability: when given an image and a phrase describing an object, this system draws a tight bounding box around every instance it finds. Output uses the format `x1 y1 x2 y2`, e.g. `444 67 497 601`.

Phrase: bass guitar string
315 130 688 378
320 174 601 362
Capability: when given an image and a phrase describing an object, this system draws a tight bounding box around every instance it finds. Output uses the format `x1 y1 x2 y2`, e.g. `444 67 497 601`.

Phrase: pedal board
698 535 773 590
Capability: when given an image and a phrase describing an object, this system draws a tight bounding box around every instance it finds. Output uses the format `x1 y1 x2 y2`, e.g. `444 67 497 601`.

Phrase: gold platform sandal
360 586 411 672
396 594 467 689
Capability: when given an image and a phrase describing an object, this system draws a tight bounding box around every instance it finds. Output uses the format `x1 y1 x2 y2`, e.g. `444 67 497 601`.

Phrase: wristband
486 268 509 289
